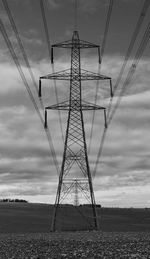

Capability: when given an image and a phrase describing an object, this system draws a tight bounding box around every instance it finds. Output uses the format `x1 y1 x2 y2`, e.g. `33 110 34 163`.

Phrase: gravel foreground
0 232 150 259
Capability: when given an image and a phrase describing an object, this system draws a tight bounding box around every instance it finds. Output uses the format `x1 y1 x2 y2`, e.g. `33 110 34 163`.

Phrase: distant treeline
0 199 28 203
58 204 101 208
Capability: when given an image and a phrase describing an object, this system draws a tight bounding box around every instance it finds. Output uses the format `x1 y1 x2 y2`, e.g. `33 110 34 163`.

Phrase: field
0 203 150 258
0 232 150 258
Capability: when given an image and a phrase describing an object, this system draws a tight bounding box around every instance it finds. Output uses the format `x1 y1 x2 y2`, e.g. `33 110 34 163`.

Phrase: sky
0 0 150 207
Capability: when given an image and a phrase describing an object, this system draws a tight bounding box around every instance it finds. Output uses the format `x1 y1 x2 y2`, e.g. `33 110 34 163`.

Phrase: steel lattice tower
39 30 112 231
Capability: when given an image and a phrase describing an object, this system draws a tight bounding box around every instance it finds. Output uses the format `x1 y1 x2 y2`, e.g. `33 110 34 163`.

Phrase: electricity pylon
39 30 112 231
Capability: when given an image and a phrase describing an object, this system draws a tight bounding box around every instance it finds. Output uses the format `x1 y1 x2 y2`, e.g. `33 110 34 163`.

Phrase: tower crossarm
39 70 113 98
40 69 111 81
52 39 99 49
45 100 106 111
51 31 101 64
40 69 71 80
80 69 111 81
45 100 107 129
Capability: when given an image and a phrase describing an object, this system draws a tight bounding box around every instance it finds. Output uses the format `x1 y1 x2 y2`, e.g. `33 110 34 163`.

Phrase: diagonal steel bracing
40 31 111 231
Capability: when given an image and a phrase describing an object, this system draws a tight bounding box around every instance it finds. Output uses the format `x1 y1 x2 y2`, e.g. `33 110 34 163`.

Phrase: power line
92 0 150 178
52 63 64 143
88 64 101 155
1 0 44 112
40 0 64 143
2 0 60 175
108 20 150 126
114 0 150 92
40 0 51 62
107 0 150 119
0 18 59 175
88 0 114 155
101 0 114 60
2 0 38 92
93 19 150 178
93 128 107 178
0 19 43 124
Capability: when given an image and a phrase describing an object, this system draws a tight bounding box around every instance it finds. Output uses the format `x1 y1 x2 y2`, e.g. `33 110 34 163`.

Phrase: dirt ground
0 231 150 258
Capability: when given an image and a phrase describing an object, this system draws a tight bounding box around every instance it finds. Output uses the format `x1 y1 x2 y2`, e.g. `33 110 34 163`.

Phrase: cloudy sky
0 0 150 207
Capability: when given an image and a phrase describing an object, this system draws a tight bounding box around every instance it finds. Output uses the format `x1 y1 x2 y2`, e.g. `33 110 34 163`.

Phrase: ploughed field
0 232 150 258
0 203 150 258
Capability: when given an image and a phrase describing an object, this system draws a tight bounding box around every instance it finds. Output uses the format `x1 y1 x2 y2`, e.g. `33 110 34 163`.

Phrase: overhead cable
108 20 150 126
40 0 64 143
101 0 114 60
2 0 39 97
2 0 60 175
107 0 150 119
0 18 59 175
93 0 150 178
93 19 150 178
88 0 114 155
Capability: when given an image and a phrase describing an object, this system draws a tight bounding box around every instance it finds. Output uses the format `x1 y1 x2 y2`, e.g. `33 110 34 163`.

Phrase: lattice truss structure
39 31 112 231
60 179 91 205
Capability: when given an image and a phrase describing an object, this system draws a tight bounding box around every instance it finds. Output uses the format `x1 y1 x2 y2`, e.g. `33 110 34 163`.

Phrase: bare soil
0 232 150 258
